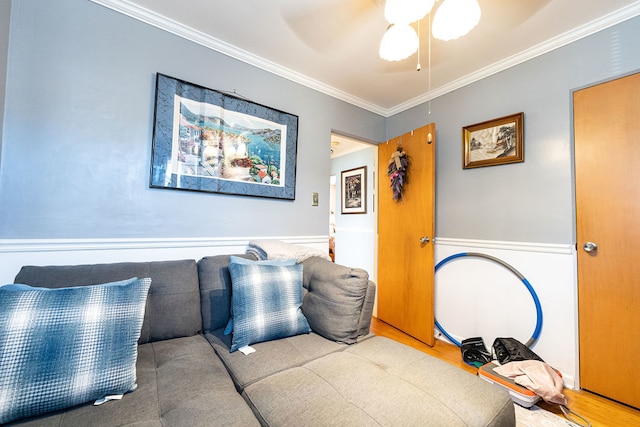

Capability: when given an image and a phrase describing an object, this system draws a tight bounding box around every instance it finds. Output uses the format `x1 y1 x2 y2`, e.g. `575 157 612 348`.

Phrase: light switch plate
312 192 319 206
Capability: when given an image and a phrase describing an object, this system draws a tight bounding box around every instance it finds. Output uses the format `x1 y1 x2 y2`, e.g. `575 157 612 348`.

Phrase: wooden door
377 123 435 346
574 72 640 409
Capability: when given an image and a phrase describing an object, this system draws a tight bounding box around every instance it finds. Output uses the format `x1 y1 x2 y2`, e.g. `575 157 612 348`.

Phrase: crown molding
91 0 640 118
89 0 387 116
387 1 640 116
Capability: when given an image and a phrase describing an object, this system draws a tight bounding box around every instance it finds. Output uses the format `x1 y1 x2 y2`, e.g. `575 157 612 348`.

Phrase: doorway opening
329 132 378 293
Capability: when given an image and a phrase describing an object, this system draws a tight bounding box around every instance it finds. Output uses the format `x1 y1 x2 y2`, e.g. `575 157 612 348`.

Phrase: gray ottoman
242 336 515 426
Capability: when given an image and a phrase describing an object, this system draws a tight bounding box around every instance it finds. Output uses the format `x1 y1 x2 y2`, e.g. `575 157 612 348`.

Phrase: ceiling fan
279 0 554 70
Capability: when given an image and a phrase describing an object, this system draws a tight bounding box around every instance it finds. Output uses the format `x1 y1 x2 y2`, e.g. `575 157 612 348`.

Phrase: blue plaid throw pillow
224 256 297 335
228 263 310 352
0 277 151 424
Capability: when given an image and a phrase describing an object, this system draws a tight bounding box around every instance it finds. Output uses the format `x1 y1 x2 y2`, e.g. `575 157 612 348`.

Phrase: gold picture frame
463 112 524 169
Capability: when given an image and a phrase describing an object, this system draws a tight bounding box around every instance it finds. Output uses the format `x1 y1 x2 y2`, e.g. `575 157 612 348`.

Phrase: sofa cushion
242 336 515 426
14 260 202 344
198 254 257 334
300 256 372 343
206 329 346 391
0 278 151 425
228 263 310 352
8 336 260 427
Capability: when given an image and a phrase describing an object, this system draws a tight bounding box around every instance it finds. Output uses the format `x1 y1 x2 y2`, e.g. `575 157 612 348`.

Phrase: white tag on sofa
239 345 256 355
94 394 124 405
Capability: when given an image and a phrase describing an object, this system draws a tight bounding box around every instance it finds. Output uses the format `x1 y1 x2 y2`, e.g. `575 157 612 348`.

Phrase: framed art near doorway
341 166 366 214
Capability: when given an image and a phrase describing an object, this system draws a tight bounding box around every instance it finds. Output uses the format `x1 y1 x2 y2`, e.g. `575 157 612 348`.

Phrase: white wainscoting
334 227 376 283
0 236 329 285
434 238 579 389
0 235 579 387
334 227 378 317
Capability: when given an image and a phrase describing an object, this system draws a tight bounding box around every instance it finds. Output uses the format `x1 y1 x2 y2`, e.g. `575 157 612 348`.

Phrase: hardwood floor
370 317 640 427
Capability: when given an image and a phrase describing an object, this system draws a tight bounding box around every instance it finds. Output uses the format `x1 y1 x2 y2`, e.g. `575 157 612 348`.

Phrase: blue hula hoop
434 252 543 348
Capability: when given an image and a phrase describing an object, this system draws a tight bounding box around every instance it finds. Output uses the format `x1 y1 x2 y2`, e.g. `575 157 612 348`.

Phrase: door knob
419 236 430 244
583 242 598 253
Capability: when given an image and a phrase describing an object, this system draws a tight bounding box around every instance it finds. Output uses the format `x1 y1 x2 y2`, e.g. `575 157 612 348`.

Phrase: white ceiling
93 0 640 116
330 133 374 159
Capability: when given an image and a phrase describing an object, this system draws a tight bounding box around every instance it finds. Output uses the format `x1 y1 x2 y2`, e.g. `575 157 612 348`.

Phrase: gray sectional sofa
7 254 515 426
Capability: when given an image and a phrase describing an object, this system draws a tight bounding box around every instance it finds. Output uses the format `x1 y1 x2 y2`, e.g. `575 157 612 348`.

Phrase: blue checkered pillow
224 257 297 335
0 277 151 424
228 263 310 352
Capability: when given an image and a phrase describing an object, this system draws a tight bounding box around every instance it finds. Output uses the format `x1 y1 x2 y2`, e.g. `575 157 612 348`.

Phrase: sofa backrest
197 254 375 344
300 256 375 343
197 254 256 333
14 259 202 344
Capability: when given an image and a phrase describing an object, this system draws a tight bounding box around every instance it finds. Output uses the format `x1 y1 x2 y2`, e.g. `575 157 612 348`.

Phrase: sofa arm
358 280 376 337
300 256 375 344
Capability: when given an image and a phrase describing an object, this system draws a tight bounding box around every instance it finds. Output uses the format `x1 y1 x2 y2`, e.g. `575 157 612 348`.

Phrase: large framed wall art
150 74 299 199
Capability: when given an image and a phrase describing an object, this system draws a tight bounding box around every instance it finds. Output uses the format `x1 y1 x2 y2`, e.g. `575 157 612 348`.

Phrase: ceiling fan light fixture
384 0 435 24
432 0 481 41
379 23 419 61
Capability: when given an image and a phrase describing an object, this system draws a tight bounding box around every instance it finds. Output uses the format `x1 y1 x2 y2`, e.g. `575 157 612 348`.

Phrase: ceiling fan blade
280 0 382 53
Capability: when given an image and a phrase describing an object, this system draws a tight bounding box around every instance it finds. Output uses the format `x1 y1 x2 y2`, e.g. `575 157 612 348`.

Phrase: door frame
571 69 640 395
329 132 379 315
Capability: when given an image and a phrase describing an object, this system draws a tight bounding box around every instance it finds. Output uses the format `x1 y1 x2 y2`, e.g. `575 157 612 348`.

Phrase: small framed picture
463 112 524 169
341 166 367 214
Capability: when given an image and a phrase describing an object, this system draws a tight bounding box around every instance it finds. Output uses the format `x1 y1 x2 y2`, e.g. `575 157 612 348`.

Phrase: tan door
377 123 435 346
574 72 640 409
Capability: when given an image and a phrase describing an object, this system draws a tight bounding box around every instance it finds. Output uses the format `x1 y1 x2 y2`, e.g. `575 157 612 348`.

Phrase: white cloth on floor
494 360 567 405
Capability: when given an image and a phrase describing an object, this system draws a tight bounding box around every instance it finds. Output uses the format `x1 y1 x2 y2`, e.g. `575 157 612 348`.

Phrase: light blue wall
0 0 10 167
387 16 640 244
0 0 385 238
2 0 639 247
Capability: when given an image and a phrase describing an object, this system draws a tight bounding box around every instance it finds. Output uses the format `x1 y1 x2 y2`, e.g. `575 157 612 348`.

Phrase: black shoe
461 337 492 367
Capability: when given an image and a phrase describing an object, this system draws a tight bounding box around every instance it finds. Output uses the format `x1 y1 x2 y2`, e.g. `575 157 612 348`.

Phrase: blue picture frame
150 73 298 199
